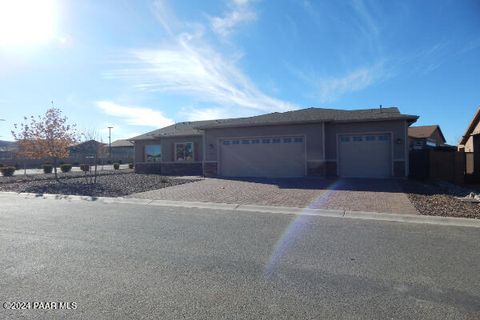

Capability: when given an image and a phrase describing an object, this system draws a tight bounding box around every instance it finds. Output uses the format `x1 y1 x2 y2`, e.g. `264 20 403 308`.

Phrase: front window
175 142 194 161
145 145 161 162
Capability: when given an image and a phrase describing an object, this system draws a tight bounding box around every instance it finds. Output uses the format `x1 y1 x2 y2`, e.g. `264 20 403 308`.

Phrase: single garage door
338 133 391 178
220 136 305 177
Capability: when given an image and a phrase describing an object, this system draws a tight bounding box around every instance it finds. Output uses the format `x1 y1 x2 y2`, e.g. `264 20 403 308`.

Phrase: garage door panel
339 134 391 178
220 137 305 177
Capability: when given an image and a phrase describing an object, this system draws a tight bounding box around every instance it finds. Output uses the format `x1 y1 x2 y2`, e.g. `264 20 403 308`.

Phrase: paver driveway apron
130 178 418 215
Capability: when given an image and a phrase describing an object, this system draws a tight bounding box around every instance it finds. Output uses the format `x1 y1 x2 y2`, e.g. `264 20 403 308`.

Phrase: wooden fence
409 149 478 184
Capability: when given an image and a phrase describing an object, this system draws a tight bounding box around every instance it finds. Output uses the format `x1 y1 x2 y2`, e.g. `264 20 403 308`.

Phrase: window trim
174 142 194 162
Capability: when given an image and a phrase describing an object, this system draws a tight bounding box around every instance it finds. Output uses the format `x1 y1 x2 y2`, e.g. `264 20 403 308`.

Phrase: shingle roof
408 125 445 143
130 107 418 140
130 120 219 140
110 139 134 148
195 107 418 129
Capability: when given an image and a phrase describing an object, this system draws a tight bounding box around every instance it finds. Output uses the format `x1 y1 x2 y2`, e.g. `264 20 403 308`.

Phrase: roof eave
195 115 418 130
130 133 203 141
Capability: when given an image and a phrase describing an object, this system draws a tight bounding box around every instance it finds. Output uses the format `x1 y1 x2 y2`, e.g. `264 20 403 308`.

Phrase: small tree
11 108 79 181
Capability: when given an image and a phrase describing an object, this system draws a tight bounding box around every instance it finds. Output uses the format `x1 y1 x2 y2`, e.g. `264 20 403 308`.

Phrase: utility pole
107 126 113 160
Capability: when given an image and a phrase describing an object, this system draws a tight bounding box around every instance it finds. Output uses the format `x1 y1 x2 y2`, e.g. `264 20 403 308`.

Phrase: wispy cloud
397 40 452 76
179 107 233 121
209 0 257 38
317 65 383 102
96 100 174 128
289 62 385 103
107 0 295 114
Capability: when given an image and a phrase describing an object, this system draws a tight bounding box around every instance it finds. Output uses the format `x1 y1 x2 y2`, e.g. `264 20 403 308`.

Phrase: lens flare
264 179 345 277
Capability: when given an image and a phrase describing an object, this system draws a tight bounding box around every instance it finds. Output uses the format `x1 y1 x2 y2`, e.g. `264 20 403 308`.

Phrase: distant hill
0 140 17 151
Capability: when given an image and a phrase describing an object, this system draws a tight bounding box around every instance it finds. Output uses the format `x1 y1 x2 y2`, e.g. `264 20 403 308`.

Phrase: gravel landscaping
400 180 480 219
0 172 201 197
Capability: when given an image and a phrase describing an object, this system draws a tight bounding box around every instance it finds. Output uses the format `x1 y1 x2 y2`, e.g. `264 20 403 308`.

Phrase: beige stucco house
458 107 480 178
131 107 418 178
458 107 480 153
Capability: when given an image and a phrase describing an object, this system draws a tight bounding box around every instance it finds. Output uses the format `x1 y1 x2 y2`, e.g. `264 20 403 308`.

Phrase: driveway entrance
131 178 418 215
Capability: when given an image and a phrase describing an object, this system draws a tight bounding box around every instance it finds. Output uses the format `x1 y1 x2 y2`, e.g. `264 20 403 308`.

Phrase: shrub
160 176 169 183
80 164 90 172
60 164 72 173
0 163 3 167
0 166 15 177
128 163 134 169
113 163 120 170
43 164 53 174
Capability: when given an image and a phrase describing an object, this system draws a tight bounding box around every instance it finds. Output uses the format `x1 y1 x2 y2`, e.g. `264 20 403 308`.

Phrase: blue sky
0 0 479 144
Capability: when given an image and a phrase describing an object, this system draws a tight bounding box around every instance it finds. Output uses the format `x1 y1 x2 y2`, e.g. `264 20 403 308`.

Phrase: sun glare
0 0 57 46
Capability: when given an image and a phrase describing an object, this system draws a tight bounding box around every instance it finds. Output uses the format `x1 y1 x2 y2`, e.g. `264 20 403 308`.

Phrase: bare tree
11 108 79 181
81 130 107 184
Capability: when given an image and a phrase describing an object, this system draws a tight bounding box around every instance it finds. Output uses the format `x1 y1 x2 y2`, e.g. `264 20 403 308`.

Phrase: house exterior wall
463 120 480 152
133 120 409 178
324 120 408 177
110 146 134 163
134 136 203 163
430 129 445 145
203 123 324 176
134 135 203 175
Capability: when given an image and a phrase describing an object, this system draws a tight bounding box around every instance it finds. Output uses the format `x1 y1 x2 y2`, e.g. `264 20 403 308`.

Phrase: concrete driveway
131 178 418 215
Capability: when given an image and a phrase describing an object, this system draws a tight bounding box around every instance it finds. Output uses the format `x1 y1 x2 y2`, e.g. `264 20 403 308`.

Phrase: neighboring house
68 140 106 164
0 140 17 164
458 107 480 177
458 107 480 153
408 125 446 150
109 139 134 163
132 107 418 178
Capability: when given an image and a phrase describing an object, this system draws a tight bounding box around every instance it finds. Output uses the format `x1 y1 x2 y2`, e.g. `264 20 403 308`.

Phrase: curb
0 192 479 228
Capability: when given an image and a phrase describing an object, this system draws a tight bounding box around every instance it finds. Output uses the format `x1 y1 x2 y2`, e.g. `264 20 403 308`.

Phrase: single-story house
131 106 418 178
68 140 106 164
408 125 446 150
458 107 480 178
0 140 17 165
110 139 134 163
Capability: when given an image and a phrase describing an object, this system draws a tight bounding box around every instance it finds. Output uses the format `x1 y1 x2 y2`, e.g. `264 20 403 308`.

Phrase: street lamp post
107 126 113 161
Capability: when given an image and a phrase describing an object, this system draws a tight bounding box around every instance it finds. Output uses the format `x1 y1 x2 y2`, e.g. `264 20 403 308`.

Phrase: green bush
43 164 53 174
60 164 72 173
80 164 90 172
0 166 15 177
113 163 120 170
128 163 134 169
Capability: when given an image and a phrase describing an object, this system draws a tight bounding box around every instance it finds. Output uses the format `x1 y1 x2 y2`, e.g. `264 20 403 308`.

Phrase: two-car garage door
338 133 391 178
218 133 392 178
220 136 305 177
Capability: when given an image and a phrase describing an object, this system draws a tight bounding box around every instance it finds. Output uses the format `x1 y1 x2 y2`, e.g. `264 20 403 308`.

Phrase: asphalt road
0 195 479 319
